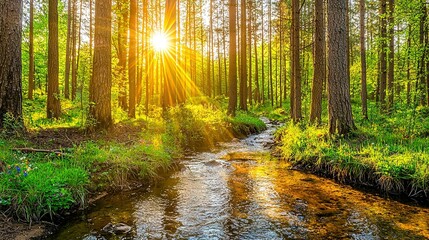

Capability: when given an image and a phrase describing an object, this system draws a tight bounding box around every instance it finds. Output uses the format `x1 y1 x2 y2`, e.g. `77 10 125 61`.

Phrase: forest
0 0 429 239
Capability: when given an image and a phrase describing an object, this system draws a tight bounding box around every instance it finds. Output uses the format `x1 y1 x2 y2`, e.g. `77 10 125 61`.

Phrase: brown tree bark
71 0 77 100
117 0 128 111
0 0 23 128
387 0 394 111
47 0 61 119
89 0 112 129
227 0 238 116
379 0 387 108
360 0 368 119
239 0 248 111
162 0 177 108
291 0 301 122
310 0 326 124
128 0 137 117
28 0 35 100
64 0 72 100
327 0 355 135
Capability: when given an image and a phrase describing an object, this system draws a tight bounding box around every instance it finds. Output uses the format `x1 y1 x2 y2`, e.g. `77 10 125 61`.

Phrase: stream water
49 119 429 239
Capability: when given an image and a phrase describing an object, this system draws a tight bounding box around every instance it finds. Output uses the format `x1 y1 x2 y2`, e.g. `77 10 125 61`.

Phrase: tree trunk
162 0 177 108
64 0 72 100
90 0 112 129
310 0 325 124
327 0 355 135
239 0 248 111
128 0 137 117
28 0 35 100
387 0 394 111
71 0 77 100
227 0 237 116
379 0 387 109
360 0 368 119
117 0 128 111
0 0 23 128
47 0 61 119
291 0 301 122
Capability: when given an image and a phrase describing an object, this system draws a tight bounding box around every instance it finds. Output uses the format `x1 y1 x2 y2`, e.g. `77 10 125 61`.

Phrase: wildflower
24 171 28 177
15 166 21 173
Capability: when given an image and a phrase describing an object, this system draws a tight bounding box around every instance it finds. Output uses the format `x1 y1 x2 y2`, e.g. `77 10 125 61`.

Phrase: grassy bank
0 101 265 223
276 103 429 199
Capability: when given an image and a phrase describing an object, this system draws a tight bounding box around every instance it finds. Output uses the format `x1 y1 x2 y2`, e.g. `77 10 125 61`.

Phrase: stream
49 119 429 239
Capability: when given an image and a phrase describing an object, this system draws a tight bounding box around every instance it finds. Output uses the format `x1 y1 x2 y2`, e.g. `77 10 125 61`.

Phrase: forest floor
0 102 267 239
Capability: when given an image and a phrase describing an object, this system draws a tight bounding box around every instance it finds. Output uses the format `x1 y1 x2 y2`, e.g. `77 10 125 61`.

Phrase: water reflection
50 120 429 240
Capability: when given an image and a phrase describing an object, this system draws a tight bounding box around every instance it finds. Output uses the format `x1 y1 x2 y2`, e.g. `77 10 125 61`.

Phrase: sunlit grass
276 103 429 196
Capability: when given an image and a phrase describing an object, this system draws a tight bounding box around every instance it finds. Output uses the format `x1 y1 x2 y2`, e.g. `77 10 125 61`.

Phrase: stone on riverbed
102 223 132 235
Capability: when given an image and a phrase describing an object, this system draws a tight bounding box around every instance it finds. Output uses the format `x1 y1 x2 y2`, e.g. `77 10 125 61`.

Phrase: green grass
0 99 266 222
276 102 429 197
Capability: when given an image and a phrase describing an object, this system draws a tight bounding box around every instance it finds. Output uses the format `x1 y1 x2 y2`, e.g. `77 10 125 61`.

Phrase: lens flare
151 31 169 52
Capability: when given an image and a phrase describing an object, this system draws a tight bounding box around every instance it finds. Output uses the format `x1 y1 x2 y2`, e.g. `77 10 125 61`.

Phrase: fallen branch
12 148 63 155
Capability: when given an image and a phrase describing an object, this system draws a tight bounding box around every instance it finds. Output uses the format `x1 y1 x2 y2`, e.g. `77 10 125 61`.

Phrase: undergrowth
276 103 429 198
0 100 265 222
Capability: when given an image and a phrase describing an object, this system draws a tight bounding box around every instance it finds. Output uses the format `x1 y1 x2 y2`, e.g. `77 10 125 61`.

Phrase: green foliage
277 103 429 196
0 151 88 222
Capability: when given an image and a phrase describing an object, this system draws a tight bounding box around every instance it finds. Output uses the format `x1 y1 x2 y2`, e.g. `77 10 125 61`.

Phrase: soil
0 215 45 240
25 119 147 149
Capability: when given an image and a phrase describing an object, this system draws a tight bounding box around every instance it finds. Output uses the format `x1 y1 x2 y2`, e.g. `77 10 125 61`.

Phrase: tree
64 0 72 100
387 0 394 111
28 0 35 100
310 0 325 124
89 0 112 129
0 0 23 128
327 0 355 135
162 0 177 108
360 0 368 119
239 0 248 111
129 0 137 117
227 0 237 116
47 0 61 119
291 0 301 122
379 0 387 108
117 0 128 111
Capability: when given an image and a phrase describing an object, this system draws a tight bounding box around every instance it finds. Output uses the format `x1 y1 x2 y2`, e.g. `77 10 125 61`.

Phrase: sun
151 31 169 52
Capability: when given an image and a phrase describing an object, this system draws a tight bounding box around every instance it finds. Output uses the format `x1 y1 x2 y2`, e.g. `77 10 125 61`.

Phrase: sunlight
151 31 169 52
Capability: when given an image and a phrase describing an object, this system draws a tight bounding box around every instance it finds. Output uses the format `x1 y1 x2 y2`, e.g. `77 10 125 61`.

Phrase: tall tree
28 0 35 100
162 0 177 108
291 0 301 122
327 0 355 134
47 0 61 119
227 0 238 116
360 0 368 119
117 0 128 111
310 0 325 124
64 0 72 100
379 0 387 108
387 0 394 111
239 0 248 110
0 0 23 128
89 0 112 128
129 0 137 117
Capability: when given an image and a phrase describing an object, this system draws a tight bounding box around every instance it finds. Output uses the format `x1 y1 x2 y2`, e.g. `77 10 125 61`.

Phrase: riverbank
275 104 429 202
0 103 266 239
